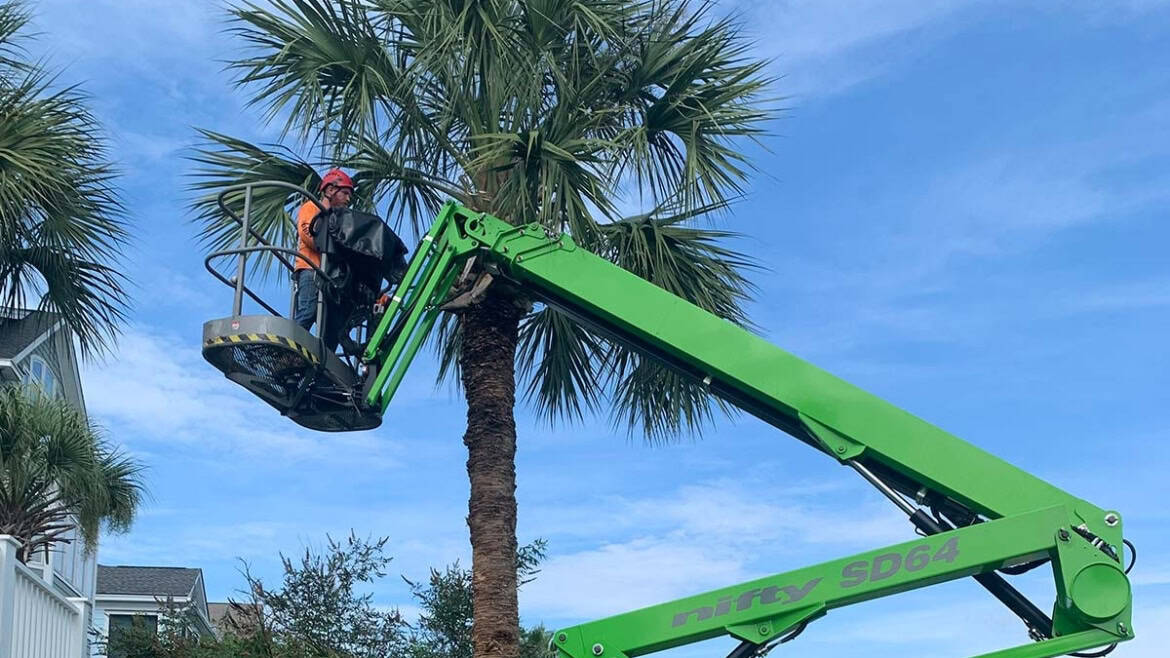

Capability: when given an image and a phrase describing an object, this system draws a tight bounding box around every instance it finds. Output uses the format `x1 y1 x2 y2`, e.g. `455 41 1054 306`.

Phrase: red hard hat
319 168 353 191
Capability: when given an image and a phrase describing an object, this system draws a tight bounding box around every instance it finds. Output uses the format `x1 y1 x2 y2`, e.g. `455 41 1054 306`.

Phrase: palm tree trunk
461 287 525 658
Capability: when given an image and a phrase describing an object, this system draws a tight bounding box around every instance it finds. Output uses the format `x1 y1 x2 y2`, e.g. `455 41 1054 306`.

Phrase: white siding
0 536 88 658
50 524 97 601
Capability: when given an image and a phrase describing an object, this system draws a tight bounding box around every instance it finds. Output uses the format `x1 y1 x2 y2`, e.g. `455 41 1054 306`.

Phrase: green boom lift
202 186 1135 658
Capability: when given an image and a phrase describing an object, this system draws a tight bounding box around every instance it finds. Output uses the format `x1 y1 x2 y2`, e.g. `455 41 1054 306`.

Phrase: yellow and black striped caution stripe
204 333 320 365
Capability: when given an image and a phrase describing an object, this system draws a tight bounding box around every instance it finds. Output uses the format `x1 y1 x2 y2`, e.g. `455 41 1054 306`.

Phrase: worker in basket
293 168 407 355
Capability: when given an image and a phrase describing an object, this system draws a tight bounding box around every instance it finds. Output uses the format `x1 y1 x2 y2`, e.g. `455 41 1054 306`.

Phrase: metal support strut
849 460 1057 641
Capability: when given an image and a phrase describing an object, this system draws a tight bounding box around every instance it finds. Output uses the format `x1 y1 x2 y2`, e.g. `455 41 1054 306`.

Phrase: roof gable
96 565 202 597
0 309 59 359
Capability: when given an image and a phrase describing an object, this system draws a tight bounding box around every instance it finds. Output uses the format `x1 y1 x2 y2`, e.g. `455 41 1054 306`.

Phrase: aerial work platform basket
200 181 385 432
201 313 378 431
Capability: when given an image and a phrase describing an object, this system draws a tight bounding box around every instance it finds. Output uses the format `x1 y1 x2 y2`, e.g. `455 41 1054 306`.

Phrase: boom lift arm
362 202 1132 658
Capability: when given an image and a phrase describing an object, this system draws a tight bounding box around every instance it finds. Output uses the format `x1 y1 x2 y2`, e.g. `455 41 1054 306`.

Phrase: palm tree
0 386 144 563
0 0 131 358
190 2 774 656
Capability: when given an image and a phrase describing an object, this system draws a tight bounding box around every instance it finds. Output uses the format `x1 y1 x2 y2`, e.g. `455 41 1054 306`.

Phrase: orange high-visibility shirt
294 201 323 271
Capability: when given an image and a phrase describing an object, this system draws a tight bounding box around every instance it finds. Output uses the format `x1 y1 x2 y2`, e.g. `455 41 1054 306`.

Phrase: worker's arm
297 201 319 253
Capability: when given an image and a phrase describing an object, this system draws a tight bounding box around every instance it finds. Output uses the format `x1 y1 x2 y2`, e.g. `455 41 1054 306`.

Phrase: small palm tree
0 0 131 358
0 386 144 563
189 2 774 656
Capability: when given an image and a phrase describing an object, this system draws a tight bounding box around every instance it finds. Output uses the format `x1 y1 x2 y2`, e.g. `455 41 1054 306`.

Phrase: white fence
0 536 88 658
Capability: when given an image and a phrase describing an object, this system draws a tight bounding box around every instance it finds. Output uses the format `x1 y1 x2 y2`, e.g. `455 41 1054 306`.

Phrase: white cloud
32 0 223 70
522 476 907 551
622 480 908 548
757 89 1170 363
100 520 293 566
27 1 274 172
520 477 911 621
734 0 1170 100
131 264 219 314
731 0 978 99
523 538 749 619
911 150 1170 256
94 494 475 601
1128 603 1170 656
811 595 1023 656
115 128 191 168
845 143 1166 299
744 1 965 62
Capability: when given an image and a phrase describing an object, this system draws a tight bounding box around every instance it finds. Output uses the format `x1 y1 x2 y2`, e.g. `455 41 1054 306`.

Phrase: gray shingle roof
207 602 230 623
96 565 202 597
0 309 58 359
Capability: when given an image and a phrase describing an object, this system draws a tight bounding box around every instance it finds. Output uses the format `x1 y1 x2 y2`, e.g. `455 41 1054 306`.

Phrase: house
0 308 86 408
0 308 96 658
207 600 262 638
95 565 216 648
0 310 93 590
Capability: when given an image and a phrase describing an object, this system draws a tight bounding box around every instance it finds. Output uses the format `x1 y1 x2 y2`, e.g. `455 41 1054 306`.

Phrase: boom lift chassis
208 194 1135 657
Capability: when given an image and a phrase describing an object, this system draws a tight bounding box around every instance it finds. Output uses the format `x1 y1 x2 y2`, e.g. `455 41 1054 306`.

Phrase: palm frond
467 126 613 234
229 0 399 150
0 0 32 74
608 357 736 444
2 246 128 359
598 200 761 327
516 306 605 424
92 444 146 535
344 134 459 236
0 387 145 556
608 0 775 212
593 200 762 438
375 0 526 123
187 129 320 281
517 0 634 53
0 67 130 358
433 311 462 388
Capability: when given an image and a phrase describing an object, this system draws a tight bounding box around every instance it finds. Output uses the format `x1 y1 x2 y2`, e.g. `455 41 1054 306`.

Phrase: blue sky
24 1 1170 656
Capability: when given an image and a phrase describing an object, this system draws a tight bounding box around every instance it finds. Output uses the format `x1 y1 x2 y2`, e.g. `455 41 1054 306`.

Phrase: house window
22 355 58 398
109 613 158 632
107 614 158 658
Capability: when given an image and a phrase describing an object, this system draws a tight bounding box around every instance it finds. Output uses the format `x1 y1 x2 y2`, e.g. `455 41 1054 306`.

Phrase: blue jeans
294 269 351 352
294 269 319 331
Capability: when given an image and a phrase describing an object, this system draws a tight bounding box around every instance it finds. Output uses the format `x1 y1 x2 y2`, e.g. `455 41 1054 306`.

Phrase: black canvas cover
311 208 408 305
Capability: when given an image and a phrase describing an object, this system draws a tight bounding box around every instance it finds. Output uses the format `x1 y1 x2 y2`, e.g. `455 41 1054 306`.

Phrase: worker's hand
374 293 391 314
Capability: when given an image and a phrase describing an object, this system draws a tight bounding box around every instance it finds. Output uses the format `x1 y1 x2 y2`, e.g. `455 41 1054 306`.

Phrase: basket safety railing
204 181 339 334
